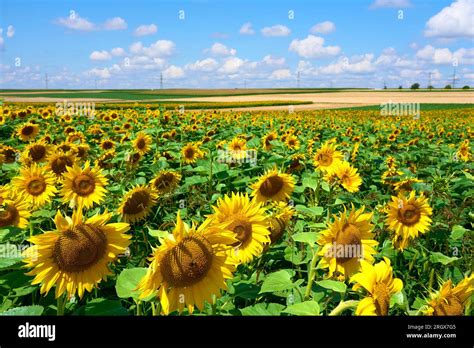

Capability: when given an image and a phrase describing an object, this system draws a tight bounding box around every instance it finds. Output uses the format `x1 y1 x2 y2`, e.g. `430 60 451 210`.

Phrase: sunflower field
0 104 473 317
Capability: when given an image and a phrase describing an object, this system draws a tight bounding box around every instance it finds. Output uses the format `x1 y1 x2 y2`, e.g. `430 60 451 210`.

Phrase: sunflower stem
151 301 161 316
56 295 66 316
211 294 217 315
329 300 359 316
136 300 142 316
304 248 319 300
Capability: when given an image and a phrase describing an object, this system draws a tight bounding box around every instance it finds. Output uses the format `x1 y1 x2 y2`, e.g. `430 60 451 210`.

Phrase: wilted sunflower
181 142 204 164
313 141 344 172
0 196 31 229
326 161 362 193
23 209 131 299
118 185 157 223
350 258 403 316
16 122 40 142
150 170 182 195
386 190 432 250
422 276 473 316
11 163 57 208
133 131 153 155
317 206 378 279
208 192 270 264
47 152 76 178
137 212 236 314
61 161 108 209
266 201 295 245
250 168 295 203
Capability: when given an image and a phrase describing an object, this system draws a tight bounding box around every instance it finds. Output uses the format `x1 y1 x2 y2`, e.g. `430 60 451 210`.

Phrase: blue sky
0 0 473 88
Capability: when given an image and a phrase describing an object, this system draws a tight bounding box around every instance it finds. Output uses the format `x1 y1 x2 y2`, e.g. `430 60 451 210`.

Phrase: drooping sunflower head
422 276 473 316
250 168 295 203
181 143 204 164
17 122 40 142
350 257 403 316
393 177 423 194
150 170 182 195
266 201 295 245
118 185 157 223
61 161 108 209
208 192 270 264
386 190 432 250
262 131 278 151
137 212 236 314
317 205 378 279
133 131 153 155
11 163 57 208
23 209 131 299
313 141 344 172
0 195 31 229
325 161 362 193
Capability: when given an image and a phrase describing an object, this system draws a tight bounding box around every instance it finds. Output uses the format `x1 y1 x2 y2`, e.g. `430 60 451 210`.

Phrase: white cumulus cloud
6 25 14 38
206 42 237 56
239 22 255 35
90 50 112 61
369 0 412 9
56 13 96 31
261 25 291 37
162 65 185 79
185 58 219 72
103 17 127 30
289 35 341 59
424 0 474 38
270 69 291 79
110 47 125 56
134 24 158 36
310 21 336 34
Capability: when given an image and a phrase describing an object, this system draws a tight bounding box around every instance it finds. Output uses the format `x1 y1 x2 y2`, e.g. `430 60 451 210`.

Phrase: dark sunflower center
51 156 74 175
123 190 150 215
73 174 96 196
334 223 362 263
27 178 46 196
398 204 420 226
136 138 146 150
317 153 332 167
155 173 174 189
432 294 463 316
184 147 195 159
29 145 46 161
52 224 107 273
0 205 19 227
228 219 253 248
160 236 213 287
102 141 113 150
373 282 390 316
22 126 34 136
259 175 284 197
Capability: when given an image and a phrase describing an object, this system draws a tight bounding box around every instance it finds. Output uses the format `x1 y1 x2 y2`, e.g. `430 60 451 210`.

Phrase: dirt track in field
2 91 473 110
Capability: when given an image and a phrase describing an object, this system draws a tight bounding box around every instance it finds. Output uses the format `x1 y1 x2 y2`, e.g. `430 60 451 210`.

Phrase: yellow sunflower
11 163 57 208
16 122 40 142
208 192 270 264
250 168 295 203
313 141 344 172
227 137 248 161
150 170 182 195
324 161 362 193
386 190 432 250
0 196 31 229
262 131 278 151
285 135 300 150
422 275 474 316
61 161 108 209
133 131 153 155
266 201 295 245
23 209 131 299
21 140 51 165
181 142 204 164
350 257 403 316
317 206 378 279
137 212 236 314
118 185 157 223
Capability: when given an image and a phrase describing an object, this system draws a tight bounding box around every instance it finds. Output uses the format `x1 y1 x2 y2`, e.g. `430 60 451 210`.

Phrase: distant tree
462 85 470 89
428 85 434 90
383 85 388 90
410 83 420 90
444 84 452 89
398 85 403 89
